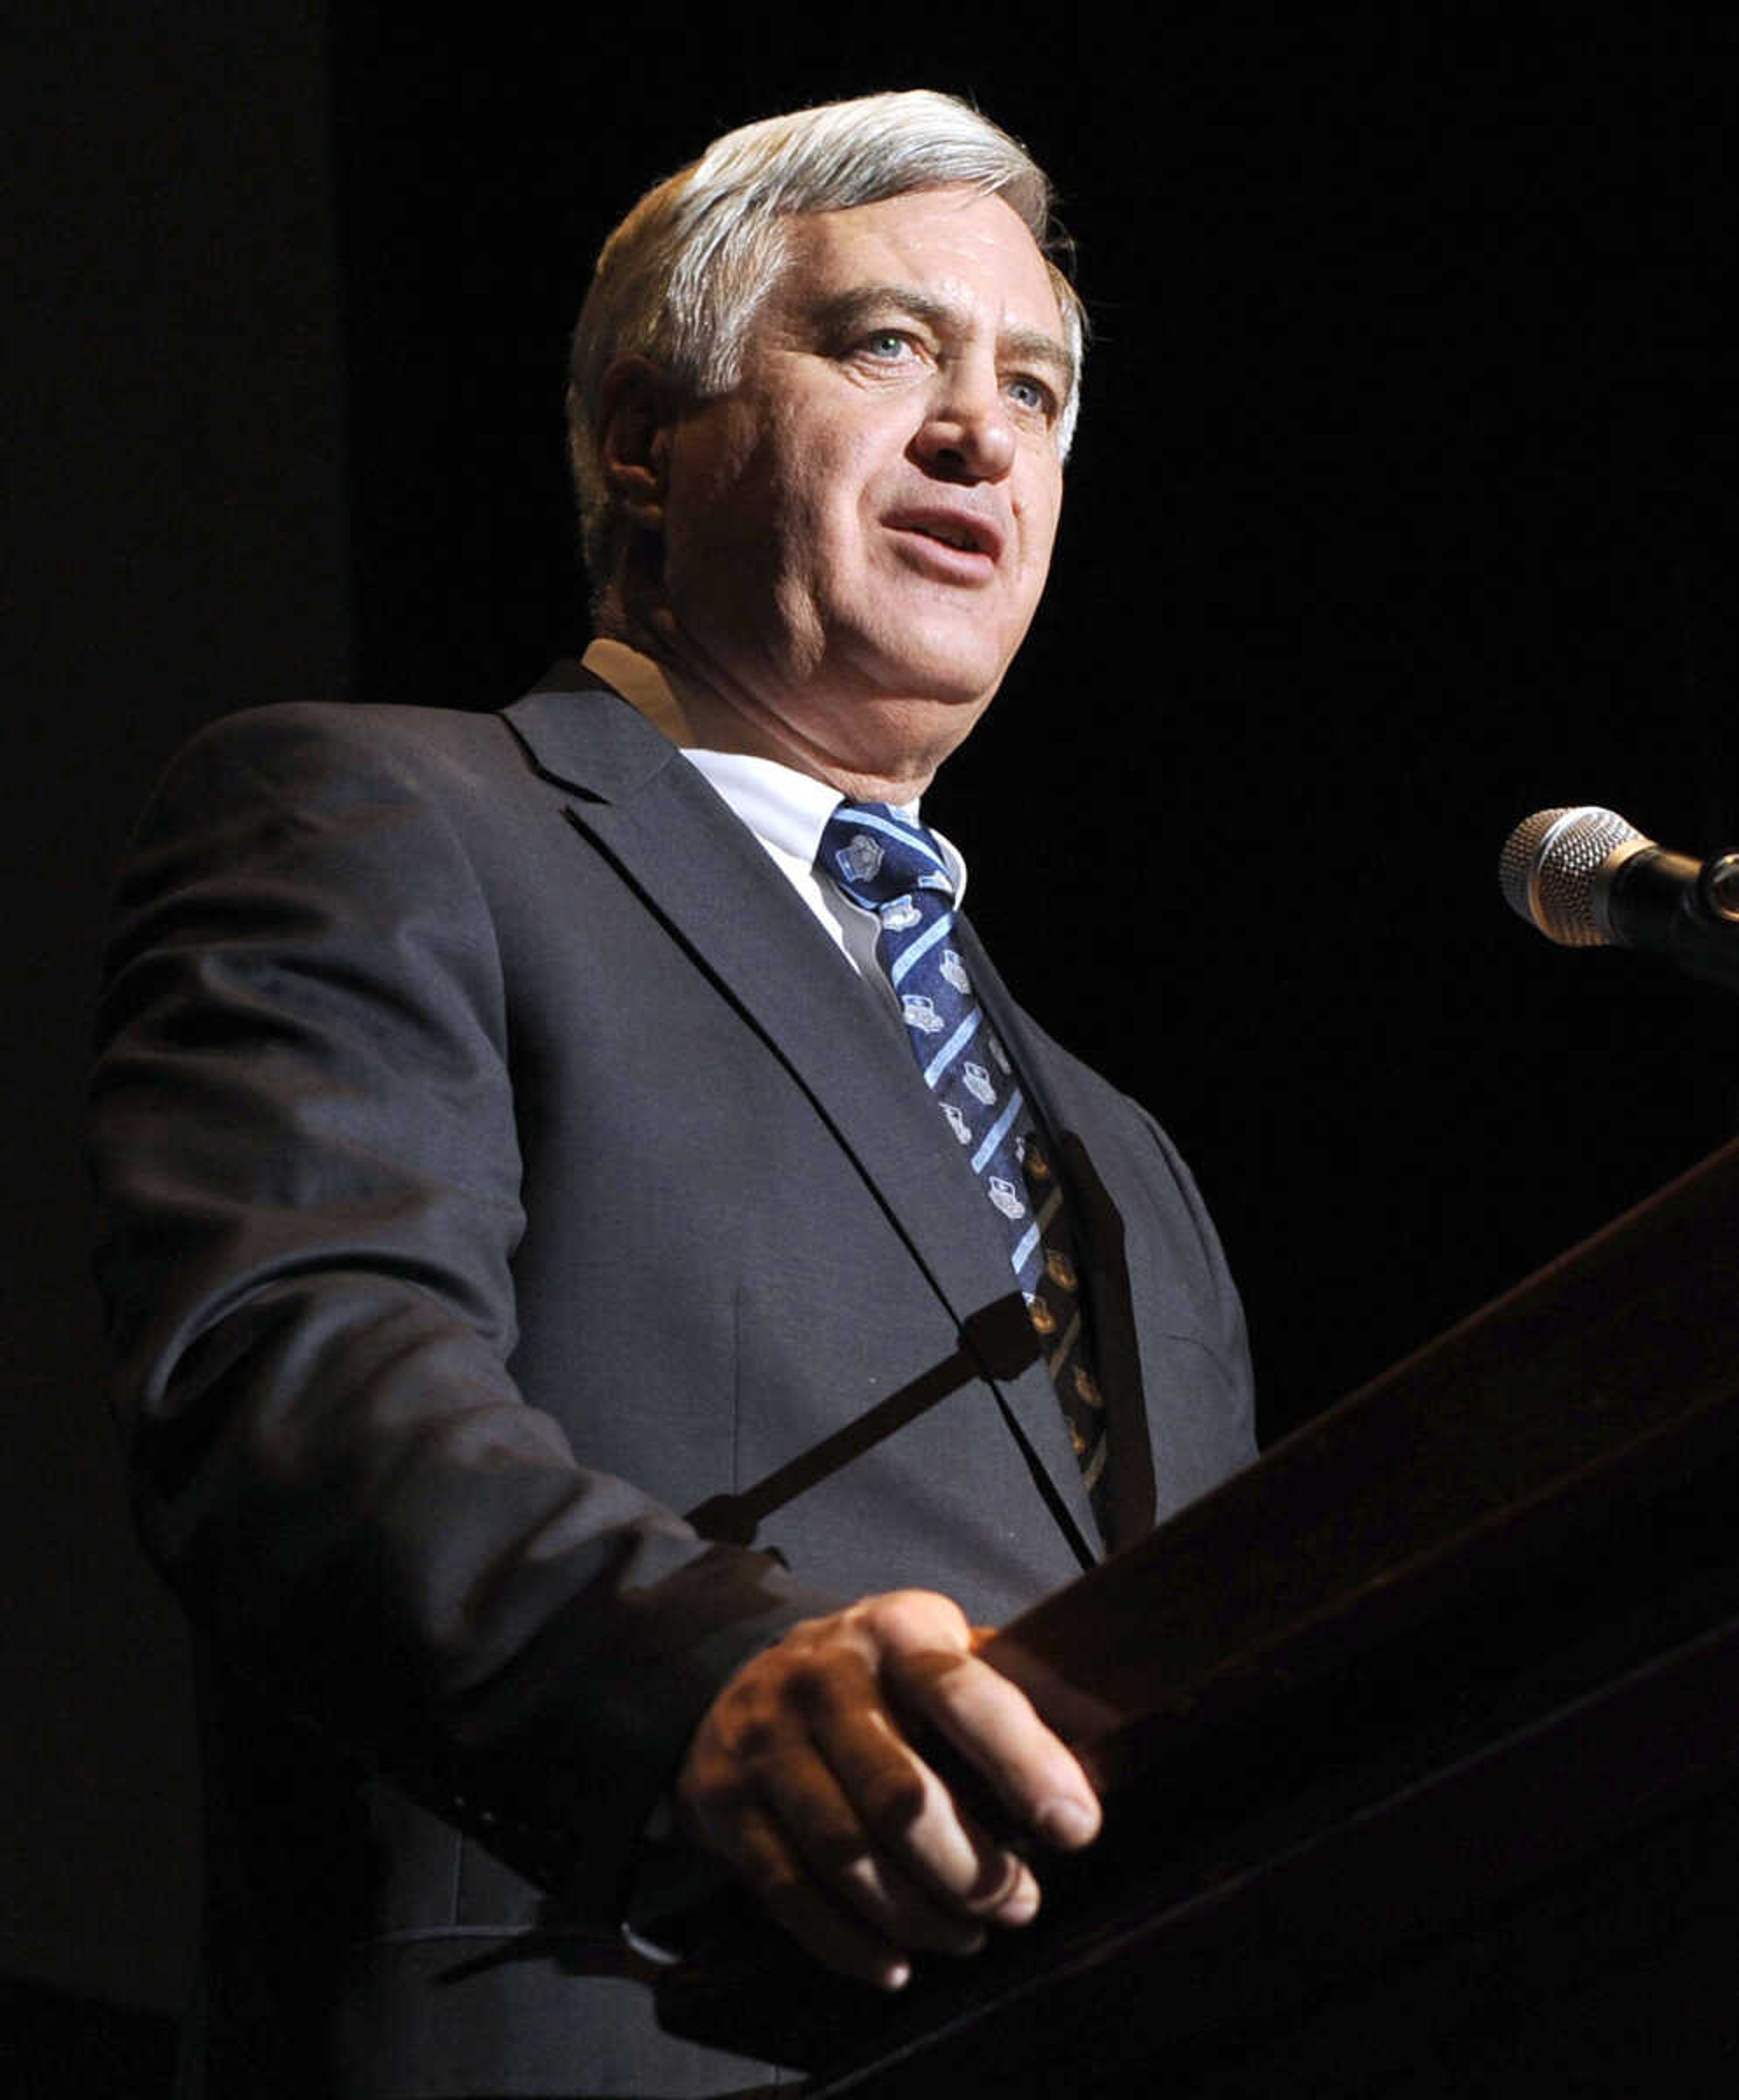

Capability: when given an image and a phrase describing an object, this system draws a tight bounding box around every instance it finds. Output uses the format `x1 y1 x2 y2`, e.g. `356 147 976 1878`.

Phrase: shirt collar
579 638 967 901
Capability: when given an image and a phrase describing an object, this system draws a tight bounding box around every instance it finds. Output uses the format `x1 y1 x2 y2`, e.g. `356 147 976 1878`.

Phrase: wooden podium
658 1138 1739 2094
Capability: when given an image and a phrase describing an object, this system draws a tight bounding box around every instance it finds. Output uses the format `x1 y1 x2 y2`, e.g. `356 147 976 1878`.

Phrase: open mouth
920 522 983 552
888 510 1003 564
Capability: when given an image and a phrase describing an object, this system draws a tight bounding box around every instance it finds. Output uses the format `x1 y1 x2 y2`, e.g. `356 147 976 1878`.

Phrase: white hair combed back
567 90 1085 583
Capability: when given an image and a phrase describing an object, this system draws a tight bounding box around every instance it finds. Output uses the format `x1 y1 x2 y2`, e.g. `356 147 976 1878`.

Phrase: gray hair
567 89 1085 590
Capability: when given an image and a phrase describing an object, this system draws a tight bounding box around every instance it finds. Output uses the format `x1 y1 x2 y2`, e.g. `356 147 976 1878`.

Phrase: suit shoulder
143 702 543 840
113 703 545 914
171 698 519 777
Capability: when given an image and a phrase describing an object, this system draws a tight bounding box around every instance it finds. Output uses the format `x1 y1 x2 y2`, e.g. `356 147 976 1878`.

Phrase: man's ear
596 357 674 530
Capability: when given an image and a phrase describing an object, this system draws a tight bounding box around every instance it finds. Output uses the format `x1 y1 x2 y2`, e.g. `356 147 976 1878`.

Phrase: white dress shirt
581 638 969 1023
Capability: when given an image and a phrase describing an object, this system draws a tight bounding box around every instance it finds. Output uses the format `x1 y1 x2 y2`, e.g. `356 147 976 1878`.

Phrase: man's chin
841 638 1011 720
827 683 1001 790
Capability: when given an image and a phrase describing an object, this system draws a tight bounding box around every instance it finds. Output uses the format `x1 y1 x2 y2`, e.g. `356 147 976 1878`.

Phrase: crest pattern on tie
818 802 1109 1530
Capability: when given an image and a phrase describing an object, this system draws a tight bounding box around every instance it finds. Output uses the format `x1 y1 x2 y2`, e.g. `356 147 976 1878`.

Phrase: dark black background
8 2 1734 2051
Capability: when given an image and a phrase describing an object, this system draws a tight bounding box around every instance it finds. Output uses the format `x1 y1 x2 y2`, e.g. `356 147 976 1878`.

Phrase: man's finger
754 1732 991 1956
708 1797 913 1991
884 1639 1102 1849
815 1696 1034 1917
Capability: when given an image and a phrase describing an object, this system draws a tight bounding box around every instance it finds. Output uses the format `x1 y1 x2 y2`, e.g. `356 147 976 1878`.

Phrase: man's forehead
770 186 1066 338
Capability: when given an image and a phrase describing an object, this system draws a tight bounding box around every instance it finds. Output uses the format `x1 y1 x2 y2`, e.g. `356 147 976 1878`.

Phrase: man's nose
912 364 1017 483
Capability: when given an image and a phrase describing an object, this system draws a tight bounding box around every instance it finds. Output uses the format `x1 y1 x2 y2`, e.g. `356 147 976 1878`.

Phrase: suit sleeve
86 704 836 1927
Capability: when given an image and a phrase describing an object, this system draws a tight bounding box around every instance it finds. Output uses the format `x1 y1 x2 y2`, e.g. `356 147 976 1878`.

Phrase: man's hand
674 1589 1100 1989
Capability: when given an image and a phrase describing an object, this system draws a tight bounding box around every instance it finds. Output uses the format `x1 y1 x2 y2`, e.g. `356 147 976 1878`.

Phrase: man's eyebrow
808 284 1077 390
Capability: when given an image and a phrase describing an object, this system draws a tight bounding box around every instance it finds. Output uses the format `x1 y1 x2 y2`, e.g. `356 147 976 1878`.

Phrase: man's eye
863 330 913 359
1006 375 1056 417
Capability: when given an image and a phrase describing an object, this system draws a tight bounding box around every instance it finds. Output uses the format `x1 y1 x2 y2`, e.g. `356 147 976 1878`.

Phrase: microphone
1499 806 1739 994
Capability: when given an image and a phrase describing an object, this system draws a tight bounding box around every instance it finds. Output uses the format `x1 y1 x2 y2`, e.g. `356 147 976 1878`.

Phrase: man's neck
583 633 942 806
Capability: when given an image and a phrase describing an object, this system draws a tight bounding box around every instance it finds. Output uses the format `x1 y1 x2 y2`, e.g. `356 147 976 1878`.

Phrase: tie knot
819 803 955 914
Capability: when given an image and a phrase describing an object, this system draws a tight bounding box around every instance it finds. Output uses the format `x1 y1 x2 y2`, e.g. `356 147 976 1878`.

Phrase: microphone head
1499 805 1650 947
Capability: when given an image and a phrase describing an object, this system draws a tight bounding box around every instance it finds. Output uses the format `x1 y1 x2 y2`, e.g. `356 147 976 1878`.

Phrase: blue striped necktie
817 801 1110 1533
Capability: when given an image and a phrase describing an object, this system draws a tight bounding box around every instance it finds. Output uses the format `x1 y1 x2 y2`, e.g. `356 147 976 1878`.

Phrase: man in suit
89 91 1255 2097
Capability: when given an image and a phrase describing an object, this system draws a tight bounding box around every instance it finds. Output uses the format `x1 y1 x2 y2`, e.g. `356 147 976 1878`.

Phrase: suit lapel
955 918 1154 1550
503 680 1081 1492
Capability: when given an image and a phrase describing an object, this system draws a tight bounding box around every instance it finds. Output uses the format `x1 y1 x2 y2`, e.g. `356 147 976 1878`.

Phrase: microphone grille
1499 805 1648 946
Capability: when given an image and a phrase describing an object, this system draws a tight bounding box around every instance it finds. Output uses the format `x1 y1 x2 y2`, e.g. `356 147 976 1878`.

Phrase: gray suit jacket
88 669 1255 2097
